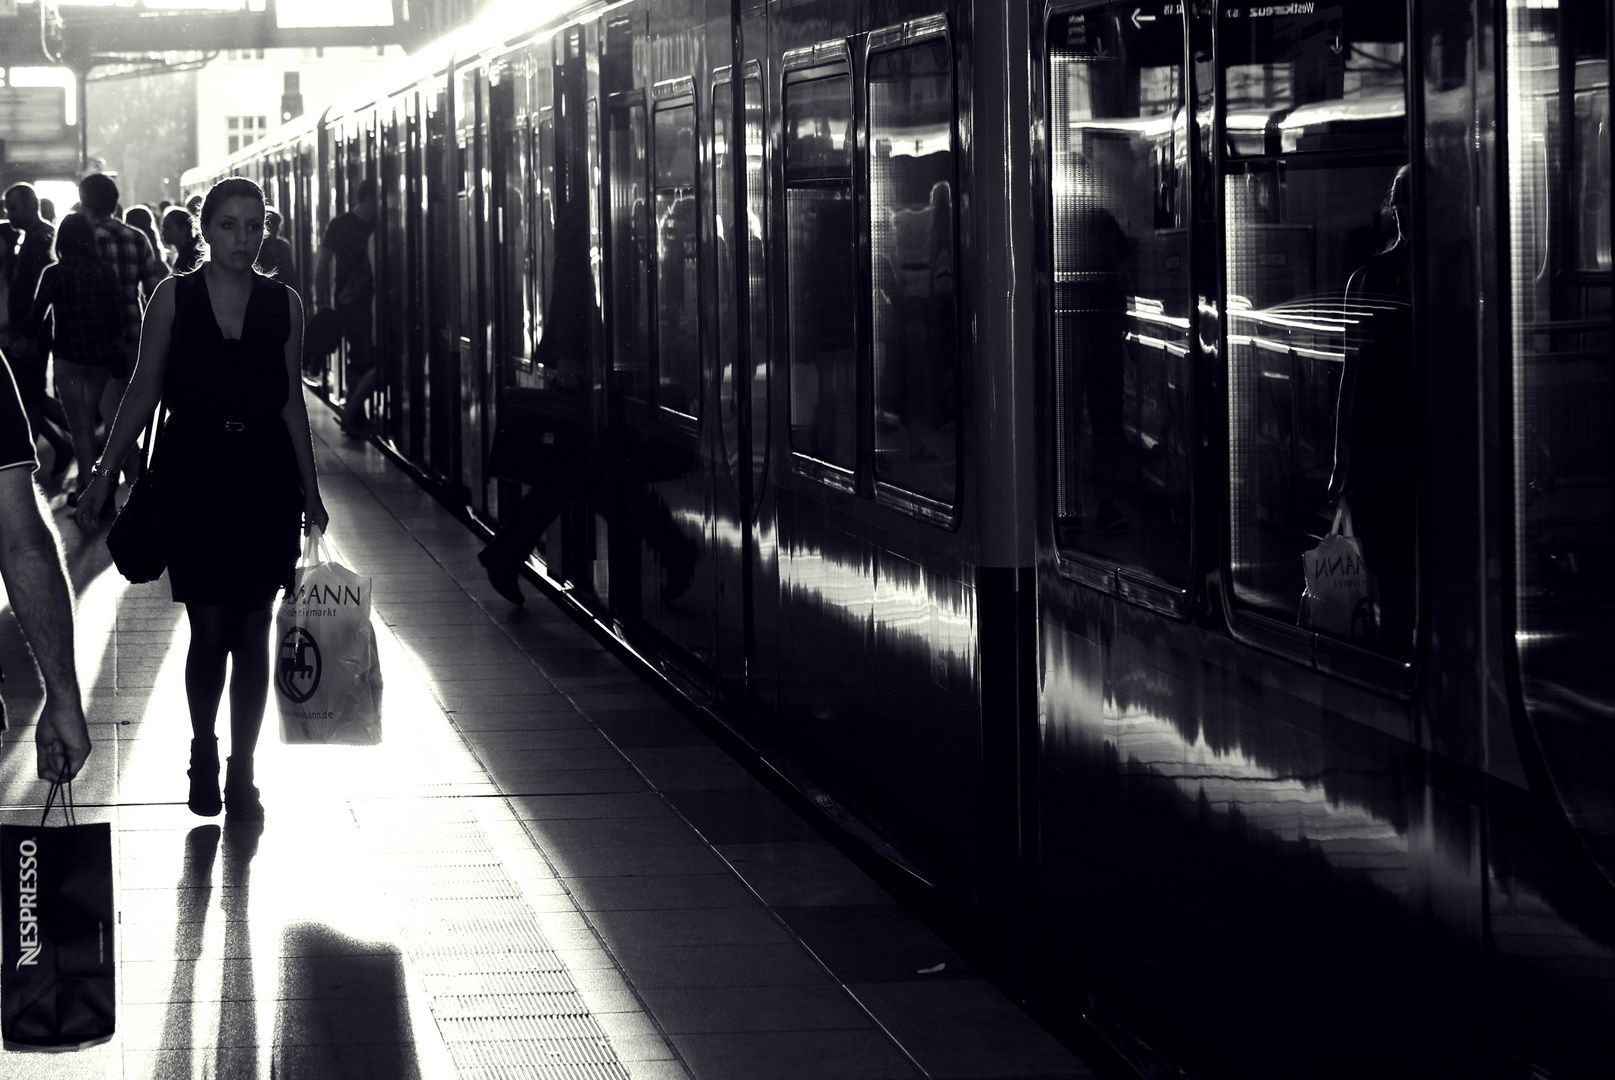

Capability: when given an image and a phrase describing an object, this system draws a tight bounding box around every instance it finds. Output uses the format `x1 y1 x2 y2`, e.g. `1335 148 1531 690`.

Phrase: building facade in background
196 44 406 166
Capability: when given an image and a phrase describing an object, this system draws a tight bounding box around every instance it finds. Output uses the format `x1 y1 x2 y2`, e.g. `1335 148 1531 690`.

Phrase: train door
425 81 457 483
710 56 770 703
401 91 427 464
379 100 407 451
455 65 491 509
603 29 652 623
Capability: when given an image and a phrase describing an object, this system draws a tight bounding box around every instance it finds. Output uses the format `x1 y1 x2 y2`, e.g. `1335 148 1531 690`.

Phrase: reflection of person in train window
1331 164 1415 656
1066 167 1131 532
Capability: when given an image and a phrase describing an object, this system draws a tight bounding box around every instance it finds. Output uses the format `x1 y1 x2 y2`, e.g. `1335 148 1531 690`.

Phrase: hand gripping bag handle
297 525 334 569
40 778 76 827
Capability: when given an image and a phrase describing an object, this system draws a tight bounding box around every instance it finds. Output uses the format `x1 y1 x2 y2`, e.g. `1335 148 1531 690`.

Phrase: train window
710 72 771 499
654 101 701 419
1048 6 1194 589
502 113 533 367
785 74 852 180
609 102 652 403
1223 1 1417 661
1505 0 1613 844
868 37 958 514
785 70 856 475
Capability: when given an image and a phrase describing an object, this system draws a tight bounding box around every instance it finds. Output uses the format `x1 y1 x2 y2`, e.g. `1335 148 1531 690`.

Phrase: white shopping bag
274 527 383 745
1299 500 1379 645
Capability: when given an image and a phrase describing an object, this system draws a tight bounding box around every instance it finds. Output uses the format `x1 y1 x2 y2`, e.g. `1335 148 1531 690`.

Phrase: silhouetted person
257 205 296 283
163 207 203 275
124 206 165 271
478 203 591 606
1331 165 1416 657
3 184 74 474
78 173 167 483
314 179 378 435
1068 181 1131 533
25 214 127 504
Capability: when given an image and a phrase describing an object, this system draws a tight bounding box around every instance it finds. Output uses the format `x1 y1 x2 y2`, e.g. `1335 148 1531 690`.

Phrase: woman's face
161 216 183 246
201 196 264 268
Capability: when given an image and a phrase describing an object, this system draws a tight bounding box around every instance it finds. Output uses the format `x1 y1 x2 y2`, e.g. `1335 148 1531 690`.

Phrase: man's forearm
0 506 82 709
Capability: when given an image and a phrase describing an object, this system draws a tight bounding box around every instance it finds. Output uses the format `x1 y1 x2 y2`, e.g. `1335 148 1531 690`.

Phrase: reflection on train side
1042 620 1615 1047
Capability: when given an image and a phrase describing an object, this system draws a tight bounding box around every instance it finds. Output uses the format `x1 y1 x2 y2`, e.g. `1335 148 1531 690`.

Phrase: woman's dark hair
199 176 265 228
52 213 100 262
163 207 199 244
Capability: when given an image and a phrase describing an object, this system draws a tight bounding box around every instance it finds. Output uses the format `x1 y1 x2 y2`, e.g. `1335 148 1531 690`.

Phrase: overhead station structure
0 0 488 188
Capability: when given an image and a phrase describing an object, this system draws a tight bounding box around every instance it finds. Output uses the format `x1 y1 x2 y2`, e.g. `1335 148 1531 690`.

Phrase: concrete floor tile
563 872 758 913
638 984 874 1035
846 981 1094 1079
588 907 793 951
610 943 832 991
670 1030 923 1080
505 791 669 821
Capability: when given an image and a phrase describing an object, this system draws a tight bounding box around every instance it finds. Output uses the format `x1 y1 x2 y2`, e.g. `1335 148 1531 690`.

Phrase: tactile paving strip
352 817 633 1079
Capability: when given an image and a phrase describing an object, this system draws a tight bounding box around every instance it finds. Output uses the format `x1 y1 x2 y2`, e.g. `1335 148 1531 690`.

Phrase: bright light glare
8 66 76 126
276 0 393 28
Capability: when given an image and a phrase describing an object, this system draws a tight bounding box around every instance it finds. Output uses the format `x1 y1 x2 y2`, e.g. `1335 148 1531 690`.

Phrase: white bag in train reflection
1299 501 1380 645
274 527 383 745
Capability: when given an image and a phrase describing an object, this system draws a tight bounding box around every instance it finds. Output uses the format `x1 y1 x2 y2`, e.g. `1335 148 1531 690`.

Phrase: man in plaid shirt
77 174 166 480
77 175 165 364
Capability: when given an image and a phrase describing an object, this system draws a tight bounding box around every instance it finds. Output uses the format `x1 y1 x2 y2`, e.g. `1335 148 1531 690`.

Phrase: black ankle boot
188 737 222 817
224 756 264 821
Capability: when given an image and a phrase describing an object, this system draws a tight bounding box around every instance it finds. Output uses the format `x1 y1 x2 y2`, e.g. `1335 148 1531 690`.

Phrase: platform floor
0 393 1093 1080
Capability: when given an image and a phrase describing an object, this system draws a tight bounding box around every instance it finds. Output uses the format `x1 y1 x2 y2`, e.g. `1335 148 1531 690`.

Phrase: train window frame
1215 0 1424 695
865 19 964 530
651 89 703 426
783 55 859 493
1043 0 1200 618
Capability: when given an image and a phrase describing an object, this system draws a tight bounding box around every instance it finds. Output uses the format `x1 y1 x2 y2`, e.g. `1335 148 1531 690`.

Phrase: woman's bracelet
87 462 114 482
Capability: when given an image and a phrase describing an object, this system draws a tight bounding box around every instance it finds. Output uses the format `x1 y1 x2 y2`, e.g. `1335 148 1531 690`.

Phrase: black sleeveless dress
156 270 303 610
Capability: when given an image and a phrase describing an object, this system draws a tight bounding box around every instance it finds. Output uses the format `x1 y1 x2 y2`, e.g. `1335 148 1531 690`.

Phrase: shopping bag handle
41 779 76 827
1330 497 1356 539
298 525 333 568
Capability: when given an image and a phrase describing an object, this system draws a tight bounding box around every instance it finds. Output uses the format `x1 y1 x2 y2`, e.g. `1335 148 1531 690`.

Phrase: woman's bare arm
280 287 327 533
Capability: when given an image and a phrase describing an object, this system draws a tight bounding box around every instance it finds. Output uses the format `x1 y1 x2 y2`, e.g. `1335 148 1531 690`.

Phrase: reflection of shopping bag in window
274 528 383 745
1300 502 1379 643
1 782 116 1052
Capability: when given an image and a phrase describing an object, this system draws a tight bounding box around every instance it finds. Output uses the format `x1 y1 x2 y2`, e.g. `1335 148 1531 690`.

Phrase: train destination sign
0 86 68 140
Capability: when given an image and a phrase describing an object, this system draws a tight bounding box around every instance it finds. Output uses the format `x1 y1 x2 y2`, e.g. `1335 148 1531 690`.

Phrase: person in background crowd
186 194 204 218
314 179 378 436
163 207 203 275
75 176 327 822
256 205 296 283
0 351 92 783
2 184 75 477
124 206 166 271
38 198 55 224
477 204 592 606
77 173 166 483
25 214 126 506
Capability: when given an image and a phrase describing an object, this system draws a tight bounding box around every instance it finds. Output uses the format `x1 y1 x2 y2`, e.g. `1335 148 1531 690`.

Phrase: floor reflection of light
102 589 461 1078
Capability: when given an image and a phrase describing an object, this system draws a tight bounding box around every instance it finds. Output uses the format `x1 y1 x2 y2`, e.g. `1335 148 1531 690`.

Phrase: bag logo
17 838 39 969
276 626 322 704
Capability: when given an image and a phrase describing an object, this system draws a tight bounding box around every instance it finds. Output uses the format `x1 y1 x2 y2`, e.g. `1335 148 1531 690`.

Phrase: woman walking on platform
75 177 328 820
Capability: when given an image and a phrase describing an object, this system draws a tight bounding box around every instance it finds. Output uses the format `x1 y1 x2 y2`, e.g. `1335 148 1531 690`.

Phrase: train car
186 1 1615 1076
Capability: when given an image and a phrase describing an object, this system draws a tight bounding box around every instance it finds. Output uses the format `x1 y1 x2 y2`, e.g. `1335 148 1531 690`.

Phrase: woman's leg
184 604 233 816
185 604 233 741
225 607 274 764
55 361 106 484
